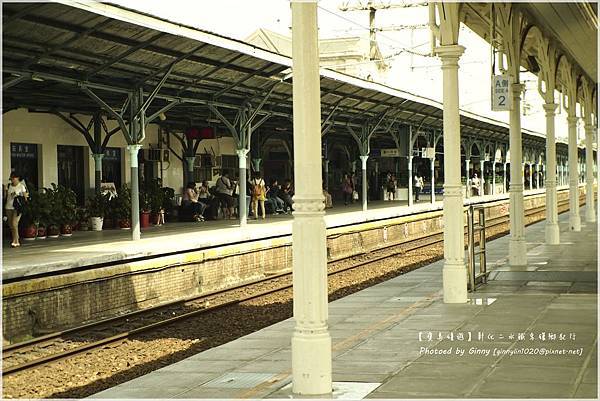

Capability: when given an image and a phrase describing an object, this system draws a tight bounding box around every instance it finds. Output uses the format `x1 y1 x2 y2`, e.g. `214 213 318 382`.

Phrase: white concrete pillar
585 123 596 222
536 164 540 189
492 161 496 195
360 155 368 211
430 157 435 203
290 1 332 395
465 159 470 198
529 163 533 191
543 103 560 244
236 149 249 226
408 155 413 206
508 83 527 266
436 44 467 304
480 160 485 196
127 144 142 241
567 116 581 231
92 153 104 194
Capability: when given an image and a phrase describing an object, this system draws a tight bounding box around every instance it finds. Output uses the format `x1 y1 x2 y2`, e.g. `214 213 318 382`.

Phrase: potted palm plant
103 195 116 229
115 184 132 229
139 189 151 228
77 207 90 231
147 179 165 226
161 186 175 223
87 192 108 231
21 190 38 241
55 184 77 236
36 190 51 239
44 185 60 238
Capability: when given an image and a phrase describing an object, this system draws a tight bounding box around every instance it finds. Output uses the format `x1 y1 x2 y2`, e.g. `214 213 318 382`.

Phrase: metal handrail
467 204 488 291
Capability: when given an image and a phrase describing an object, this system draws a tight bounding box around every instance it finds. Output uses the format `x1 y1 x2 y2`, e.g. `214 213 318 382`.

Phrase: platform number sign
492 75 511 111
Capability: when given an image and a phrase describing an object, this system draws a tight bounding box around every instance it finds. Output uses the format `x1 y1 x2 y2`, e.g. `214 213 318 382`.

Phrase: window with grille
193 153 215 182
220 155 238 171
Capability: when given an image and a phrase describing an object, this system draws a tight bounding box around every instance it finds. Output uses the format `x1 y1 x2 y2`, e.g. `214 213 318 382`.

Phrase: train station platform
2 187 552 281
91 205 598 399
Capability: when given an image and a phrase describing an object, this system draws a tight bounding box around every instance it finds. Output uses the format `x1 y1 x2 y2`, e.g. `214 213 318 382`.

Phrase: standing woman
250 172 266 219
5 172 28 247
350 172 357 203
386 172 396 201
341 173 353 206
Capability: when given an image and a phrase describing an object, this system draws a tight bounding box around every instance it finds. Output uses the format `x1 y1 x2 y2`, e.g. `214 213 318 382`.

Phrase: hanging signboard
380 148 400 157
492 74 511 111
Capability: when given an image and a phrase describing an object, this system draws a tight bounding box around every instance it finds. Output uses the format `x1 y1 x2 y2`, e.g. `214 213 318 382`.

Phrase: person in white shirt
4 172 28 247
197 181 210 200
472 173 481 196
414 174 423 202
215 171 235 219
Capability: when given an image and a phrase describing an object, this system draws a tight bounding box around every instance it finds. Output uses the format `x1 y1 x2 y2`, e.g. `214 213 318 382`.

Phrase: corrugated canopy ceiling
2 1 556 148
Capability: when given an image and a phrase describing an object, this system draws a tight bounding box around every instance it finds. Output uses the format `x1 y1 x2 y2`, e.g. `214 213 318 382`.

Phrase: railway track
1 197 573 377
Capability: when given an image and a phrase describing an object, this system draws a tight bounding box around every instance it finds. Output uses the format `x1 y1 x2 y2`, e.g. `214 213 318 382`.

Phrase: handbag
13 195 26 215
352 191 359 200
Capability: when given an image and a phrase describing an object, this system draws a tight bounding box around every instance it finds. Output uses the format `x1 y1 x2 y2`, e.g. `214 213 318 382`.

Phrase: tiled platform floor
92 205 597 399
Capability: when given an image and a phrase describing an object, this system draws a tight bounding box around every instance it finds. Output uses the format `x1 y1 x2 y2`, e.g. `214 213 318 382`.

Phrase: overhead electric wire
317 4 434 58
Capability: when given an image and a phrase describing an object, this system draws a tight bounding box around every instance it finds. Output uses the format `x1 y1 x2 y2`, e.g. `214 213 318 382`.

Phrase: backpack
252 178 264 197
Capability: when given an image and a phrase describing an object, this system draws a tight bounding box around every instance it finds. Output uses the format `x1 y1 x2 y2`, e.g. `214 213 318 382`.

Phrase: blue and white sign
492 74 511 111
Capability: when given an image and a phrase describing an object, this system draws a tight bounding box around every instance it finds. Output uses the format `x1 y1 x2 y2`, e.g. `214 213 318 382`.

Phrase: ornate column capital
126 144 142 152
126 144 142 168
511 83 525 96
542 103 558 115
435 45 465 67
235 148 249 158
567 116 579 126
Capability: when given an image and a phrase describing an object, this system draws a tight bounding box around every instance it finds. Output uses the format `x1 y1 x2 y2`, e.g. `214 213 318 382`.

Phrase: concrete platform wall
2 187 589 342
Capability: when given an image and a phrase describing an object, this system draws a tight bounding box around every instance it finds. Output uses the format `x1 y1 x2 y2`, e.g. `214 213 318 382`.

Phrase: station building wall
2 109 238 198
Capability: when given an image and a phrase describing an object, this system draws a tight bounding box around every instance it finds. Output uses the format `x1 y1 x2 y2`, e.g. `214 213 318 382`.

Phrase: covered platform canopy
2 1 582 242
3 1 553 147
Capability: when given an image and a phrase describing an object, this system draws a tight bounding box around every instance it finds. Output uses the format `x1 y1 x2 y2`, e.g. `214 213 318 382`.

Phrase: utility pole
338 1 428 71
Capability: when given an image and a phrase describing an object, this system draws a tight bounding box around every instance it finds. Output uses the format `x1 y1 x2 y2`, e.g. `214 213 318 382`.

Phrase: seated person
279 179 294 213
197 180 211 200
323 186 333 208
266 179 285 214
182 182 207 222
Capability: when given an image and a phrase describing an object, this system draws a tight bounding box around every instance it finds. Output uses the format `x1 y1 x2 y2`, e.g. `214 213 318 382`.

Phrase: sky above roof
111 0 353 39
